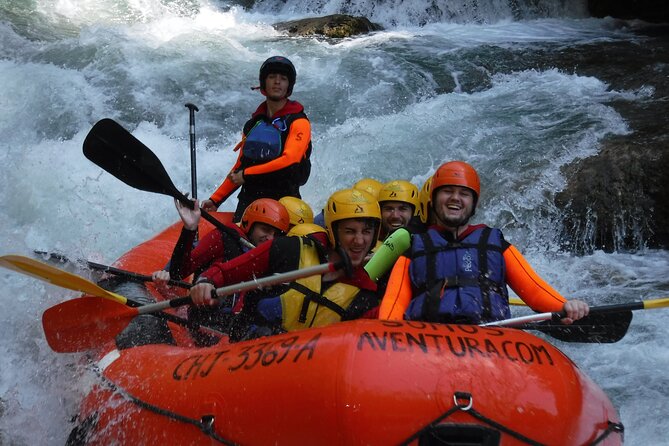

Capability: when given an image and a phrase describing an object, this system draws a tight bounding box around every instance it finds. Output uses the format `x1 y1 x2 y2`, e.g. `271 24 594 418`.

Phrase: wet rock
556 137 669 253
274 14 383 38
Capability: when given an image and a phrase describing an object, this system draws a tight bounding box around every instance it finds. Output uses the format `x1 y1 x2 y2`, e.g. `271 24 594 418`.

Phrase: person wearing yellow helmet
380 161 590 326
188 188 382 340
377 180 420 240
352 178 383 200
416 175 433 226
287 223 327 237
279 196 314 228
323 188 382 266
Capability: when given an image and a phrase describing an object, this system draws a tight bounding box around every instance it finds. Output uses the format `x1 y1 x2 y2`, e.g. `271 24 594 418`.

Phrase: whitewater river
1 0 668 443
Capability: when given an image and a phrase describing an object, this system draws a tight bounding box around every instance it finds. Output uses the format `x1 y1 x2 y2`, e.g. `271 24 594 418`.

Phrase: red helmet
431 161 480 200
240 198 290 235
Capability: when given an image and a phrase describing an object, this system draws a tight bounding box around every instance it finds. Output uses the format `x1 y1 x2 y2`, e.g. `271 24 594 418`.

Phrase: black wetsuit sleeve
341 289 380 321
168 228 197 280
267 236 303 273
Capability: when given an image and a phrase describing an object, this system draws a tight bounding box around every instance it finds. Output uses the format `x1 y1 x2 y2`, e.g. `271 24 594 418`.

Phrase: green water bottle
364 228 411 282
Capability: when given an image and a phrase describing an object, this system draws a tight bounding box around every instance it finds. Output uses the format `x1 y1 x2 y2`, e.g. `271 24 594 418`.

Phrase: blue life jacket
406 226 510 324
239 112 312 193
242 117 287 162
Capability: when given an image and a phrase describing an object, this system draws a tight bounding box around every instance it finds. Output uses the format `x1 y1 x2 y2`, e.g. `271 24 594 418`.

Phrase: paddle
0 255 131 305
33 250 191 289
482 297 669 343
82 118 254 249
43 296 225 352
41 261 341 352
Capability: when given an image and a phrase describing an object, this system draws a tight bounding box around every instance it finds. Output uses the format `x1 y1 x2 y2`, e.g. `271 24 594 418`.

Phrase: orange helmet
239 198 290 235
431 161 480 201
352 178 383 199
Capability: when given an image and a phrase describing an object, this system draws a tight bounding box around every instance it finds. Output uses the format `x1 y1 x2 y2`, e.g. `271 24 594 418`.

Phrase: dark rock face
556 137 669 253
552 30 669 253
274 14 383 38
589 0 669 23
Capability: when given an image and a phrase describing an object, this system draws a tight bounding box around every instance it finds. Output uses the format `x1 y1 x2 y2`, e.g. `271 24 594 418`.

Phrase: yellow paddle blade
0 255 128 304
509 297 526 306
643 297 669 309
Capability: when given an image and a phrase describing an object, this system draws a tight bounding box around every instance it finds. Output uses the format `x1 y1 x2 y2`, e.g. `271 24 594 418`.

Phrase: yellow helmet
279 196 314 226
324 188 381 246
417 176 433 224
287 223 327 237
352 178 383 199
378 180 420 215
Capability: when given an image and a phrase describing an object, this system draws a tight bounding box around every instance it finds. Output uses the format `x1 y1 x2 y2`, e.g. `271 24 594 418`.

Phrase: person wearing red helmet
154 197 290 285
201 56 312 222
151 197 290 344
381 161 589 325
189 188 383 341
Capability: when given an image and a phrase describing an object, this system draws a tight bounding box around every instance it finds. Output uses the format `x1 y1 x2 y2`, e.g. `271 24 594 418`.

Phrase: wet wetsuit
382 224 567 323
209 100 312 221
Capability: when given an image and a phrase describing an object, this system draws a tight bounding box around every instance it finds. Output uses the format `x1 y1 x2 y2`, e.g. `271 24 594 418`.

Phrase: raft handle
201 414 215 434
453 391 473 411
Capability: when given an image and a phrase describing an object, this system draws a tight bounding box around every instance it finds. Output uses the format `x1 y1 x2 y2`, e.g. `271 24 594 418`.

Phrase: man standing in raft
381 161 590 324
189 188 382 339
201 56 312 222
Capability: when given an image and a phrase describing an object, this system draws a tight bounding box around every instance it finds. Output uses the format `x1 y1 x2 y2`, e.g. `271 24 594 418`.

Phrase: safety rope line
400 391 624 446
590 421 625 445
95 374 238 445
400 391 544 445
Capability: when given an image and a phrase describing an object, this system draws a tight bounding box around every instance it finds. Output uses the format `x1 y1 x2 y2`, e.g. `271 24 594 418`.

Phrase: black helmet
259 56 296 97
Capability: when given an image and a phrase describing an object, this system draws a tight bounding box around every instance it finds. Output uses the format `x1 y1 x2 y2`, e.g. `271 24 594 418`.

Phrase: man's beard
436 211 471 228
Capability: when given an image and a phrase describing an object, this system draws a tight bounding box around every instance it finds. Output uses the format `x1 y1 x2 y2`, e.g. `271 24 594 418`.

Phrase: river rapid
1 0 668 443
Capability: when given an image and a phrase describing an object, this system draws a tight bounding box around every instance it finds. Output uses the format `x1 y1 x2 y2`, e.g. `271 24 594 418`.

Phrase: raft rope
400 391 624 446
92 373 238 445
590 421 625 445
82 363 624 446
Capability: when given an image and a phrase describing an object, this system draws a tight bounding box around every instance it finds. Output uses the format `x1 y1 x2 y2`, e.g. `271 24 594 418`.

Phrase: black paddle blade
83 119 182 199
528 310 633 343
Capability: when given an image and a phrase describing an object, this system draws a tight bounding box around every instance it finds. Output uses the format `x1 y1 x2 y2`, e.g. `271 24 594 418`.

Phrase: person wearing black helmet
202 56 312 222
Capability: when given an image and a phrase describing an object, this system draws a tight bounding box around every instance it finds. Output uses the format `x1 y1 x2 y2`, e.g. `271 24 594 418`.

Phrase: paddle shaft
34 250 191 289
185 103 199 199
483 296 669 327
136 262 338 315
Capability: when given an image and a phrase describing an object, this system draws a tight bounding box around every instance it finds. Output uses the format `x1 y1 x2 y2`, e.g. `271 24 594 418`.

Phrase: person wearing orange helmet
156 197 289 282
151 197 290 344
200 56 312 222
188 188 383 340
380 161 589 325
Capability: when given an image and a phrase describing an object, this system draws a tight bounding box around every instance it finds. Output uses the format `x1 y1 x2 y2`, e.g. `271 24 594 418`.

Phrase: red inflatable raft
64 215 623 446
